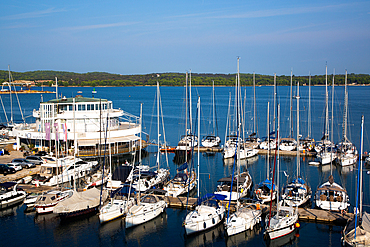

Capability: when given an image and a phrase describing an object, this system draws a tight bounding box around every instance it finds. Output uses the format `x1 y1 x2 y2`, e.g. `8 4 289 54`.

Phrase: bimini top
257 179 276 190
44 96 108 104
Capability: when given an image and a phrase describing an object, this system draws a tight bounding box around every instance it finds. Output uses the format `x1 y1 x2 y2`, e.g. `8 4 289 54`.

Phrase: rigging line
0 95 8 123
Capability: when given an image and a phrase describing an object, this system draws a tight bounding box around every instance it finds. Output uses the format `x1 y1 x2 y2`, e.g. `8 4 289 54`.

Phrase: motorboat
0 182 26 209
34 189 73 214
32 156 98 186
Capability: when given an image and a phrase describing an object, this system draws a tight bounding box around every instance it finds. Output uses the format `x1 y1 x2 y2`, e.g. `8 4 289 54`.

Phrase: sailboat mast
343 70 348 141
290 69 293 138
237 57 240 198
325 65 329 141
273 73 276 134
330 70 335 172
253 72 256 135
277 104 280 214
185 72 188 163
189 70 193 133
360 115 364 217
212 81 215 136
157 82 160 171
197 97 200 198
8 65 13 125
308 73 311 138
267 102 270 180
297 82 300 178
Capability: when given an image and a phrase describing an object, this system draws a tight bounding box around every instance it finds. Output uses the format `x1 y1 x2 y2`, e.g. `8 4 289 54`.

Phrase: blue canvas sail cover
258 179 276 190
112 165 133 182
196 193 227 206
293 178 305 185
177 162 188 172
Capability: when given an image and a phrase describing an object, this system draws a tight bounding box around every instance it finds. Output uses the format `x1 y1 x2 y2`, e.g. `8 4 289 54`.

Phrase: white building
11 95 145 158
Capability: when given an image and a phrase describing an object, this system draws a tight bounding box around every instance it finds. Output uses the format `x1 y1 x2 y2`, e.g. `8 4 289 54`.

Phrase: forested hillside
0 70 369 86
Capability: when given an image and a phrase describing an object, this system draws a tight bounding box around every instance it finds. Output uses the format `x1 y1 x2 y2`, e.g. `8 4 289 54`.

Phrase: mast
236 57 241 200
330 69 335 174
189 69 193 134
73 97 76 190
185 72 188 163
273 73 276 134
325 65 329 142
297 81 300 178
212 81 216 136
308 72 311 138
290 69 293 138
342 70 348 142
267 102 270 180
197 96 200 198
55 77 58 100
253 72 256 135
157 82 160 171
277 104 280 214
8 65 13 125
355 115 364 240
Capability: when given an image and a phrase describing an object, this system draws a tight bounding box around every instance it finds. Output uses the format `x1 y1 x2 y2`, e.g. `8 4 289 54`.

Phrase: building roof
44 96 108 104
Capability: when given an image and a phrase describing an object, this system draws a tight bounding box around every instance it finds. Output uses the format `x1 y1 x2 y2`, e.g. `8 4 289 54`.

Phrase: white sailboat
264 105 299 240
125 104 167 228
315 70 350 212
202 81 221 148
342 115 370 246
282 82 311 207
318 66 337 165
225 103 262 236
255 102 277 204
338 70 358 167
184 97 226 235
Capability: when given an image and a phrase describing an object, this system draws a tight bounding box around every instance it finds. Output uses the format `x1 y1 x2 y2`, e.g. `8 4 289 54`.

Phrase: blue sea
1 84 369 247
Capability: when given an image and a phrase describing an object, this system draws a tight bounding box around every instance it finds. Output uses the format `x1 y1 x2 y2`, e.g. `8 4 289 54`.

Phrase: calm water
1 85 370 247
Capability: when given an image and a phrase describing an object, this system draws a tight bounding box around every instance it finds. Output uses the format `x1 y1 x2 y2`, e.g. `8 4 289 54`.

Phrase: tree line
0 70 369 87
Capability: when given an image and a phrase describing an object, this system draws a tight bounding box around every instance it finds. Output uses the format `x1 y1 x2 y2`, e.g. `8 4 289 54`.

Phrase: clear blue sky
1 0 369 76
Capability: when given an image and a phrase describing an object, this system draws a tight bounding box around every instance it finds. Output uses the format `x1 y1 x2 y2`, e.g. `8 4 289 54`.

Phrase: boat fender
295 222 300 228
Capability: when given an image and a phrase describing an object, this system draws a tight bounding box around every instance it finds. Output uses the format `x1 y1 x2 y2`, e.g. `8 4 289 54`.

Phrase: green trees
0 70 369 87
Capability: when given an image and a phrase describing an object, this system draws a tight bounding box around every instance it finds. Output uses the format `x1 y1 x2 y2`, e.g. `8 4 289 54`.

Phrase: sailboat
255 102 277 204
223 58 258 160
317 66 337 165
184 99 226 235
125 104 167 228
281 82 311 207
338 70 358 167
174 71 197 163
315 70 350 212
201 81 221 148
342 115 370 246
264 104 299 240
225 102 262 236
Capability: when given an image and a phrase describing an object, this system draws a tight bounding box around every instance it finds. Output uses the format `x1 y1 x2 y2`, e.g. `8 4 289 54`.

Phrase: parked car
7 163 22 171
11 158 36 169
25 156 44 165
35 151 48 157
0 164 16 174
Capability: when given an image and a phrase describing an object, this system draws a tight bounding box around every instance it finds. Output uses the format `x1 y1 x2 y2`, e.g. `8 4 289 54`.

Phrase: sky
1 0 369 76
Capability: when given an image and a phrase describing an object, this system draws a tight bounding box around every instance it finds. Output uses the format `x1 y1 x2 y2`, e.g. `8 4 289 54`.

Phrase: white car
7 163 23 171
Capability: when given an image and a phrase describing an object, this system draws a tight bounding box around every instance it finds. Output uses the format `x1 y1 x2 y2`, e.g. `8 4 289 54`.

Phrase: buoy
256 203 260 210
295 222 300 228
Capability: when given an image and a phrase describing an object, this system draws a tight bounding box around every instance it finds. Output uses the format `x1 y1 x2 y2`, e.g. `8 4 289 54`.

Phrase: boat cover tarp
177 162 188 171
112 165 133 182
218 175 246 184
53 188 107 214
258 179 276 190
363 212 370 232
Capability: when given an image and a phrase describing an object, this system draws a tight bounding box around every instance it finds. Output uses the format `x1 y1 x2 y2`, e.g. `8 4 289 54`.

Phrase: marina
0 85 369 247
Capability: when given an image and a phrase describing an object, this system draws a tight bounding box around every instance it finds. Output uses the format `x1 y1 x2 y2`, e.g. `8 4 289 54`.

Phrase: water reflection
185 223 224 247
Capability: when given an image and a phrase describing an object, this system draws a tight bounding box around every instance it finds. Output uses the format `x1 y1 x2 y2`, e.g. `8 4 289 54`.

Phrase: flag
45 122 50 141
54 123 59 141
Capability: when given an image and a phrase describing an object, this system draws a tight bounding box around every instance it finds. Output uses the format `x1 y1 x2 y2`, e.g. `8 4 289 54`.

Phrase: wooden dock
298 208 352 225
